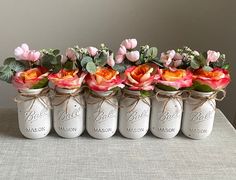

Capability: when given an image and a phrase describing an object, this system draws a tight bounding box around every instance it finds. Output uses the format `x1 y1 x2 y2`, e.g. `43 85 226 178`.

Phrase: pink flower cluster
115 39 140 63
14 43 40 62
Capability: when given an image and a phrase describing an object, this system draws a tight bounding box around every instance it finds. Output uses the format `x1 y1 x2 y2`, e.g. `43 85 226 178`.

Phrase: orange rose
193 68 230 91
157 69 192 90
48 69 86 89
85 67 124 91
124 64 158 91
12 66 49 90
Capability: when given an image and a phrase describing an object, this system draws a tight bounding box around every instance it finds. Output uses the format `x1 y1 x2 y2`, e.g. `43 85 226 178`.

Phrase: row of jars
16 87 217 140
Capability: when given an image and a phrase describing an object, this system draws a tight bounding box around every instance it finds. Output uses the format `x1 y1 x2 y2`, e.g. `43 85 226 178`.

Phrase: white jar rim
55 87 80 94
19 88 46 95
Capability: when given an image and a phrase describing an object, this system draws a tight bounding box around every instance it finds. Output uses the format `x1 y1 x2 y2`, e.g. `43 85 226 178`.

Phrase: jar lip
19 88 46 95
55 87 79 94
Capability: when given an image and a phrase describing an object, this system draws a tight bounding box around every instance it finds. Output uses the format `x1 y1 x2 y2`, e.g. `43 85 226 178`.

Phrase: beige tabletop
0 108 235 180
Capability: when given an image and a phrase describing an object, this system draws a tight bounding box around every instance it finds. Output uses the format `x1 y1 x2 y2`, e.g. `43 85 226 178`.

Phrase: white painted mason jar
182 91 216 139
119 89 150 139
53 88 85 138
151 90 183 139
16 88 51 139
86 90 118 139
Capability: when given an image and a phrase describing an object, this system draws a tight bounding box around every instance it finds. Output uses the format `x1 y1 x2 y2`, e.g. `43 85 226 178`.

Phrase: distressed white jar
119 90 150 139
182 91 216 139
86 90 118 139
53 88 85 138
16 88 51 139
151 90 183 139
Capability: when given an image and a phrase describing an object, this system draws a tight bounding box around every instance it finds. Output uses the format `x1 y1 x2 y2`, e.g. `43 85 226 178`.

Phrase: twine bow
14 88 51 112
155 90 183 113
51 88 85 113
121 91 151 112
86 91 118 113
188 89 226 111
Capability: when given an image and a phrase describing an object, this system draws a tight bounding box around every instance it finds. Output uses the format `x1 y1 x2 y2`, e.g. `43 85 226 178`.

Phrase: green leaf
94 53 107 66
56 55 62 64
81 56 93 67
190 59 200 69
112 64 126 73
156 84 178 91
222 64 230 70
86 62 96 74
140 90 151 98
0 66 14 83
52 64 61 73
31 78 49 89
53 49 60 56
63 60 73 70
4 57 15 65
202 65 213 72
193 81 213 92
146 47 158 59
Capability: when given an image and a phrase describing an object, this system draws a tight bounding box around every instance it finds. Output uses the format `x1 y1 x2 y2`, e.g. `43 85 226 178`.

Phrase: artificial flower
193 68 230 91
85 67 124 91
48 69 86 89
14 43 40 62
12 67 49 90
157 69 192 90
124 64 158 91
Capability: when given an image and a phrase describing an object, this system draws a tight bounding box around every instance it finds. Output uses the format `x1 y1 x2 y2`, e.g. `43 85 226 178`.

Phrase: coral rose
48 69 86 89
12 67 49 90
193 68 230 91
85 67 124 91
157 69 193 90
124 64 158 91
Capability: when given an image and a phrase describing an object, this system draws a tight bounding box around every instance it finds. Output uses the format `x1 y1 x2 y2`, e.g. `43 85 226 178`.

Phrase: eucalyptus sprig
0 57 26 83
40 49 63 73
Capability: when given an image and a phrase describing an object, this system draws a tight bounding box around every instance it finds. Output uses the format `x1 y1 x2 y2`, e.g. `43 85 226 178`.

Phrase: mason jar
16 88 51 139
86 90 118 139
182 91 216 139
119 89 150 139
53 88 85 138
151 90 183 139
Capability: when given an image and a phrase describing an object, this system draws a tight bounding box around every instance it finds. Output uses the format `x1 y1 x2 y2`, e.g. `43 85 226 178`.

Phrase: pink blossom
207 50 220 65
117 45 126 55
160 50 176 67
14 43 40 62
87 47 98 57
107 54 115 67
121 39 137 50
126 51 140 62
66 48 77 61
115 54 125 64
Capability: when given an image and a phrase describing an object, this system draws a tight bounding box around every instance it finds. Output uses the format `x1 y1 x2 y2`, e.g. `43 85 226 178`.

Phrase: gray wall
0 0 235 125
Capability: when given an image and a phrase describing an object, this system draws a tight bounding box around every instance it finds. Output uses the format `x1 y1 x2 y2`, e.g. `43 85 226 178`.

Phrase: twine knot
14 88 51 112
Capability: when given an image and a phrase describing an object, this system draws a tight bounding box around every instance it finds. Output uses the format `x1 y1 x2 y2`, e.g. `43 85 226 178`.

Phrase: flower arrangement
0 40 232 140
0 43 49 90
0 42 231 95
65 44 124 92
175 47 231 92
114 38 159 95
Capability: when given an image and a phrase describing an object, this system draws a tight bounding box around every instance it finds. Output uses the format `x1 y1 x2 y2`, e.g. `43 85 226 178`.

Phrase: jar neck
19 88 46 95
55 87 80 94
191 90 215 98
91 90 114 97
123 89 141 96
155 88 180 96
